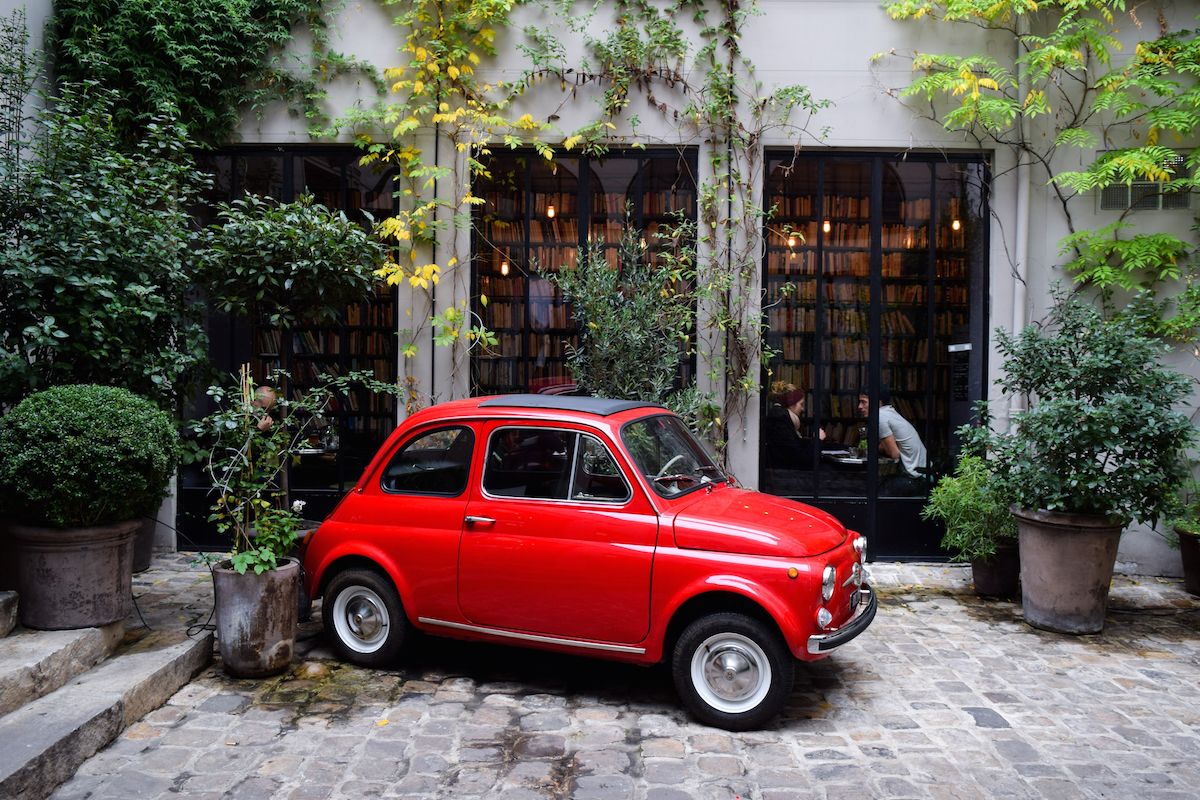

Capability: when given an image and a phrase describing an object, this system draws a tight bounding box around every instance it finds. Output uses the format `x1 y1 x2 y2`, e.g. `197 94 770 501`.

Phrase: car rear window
380 426 474 496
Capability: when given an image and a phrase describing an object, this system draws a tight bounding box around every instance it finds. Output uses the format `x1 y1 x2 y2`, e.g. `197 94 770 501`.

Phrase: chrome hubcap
690 632 771 714
333 587 389 653
703 644 759 701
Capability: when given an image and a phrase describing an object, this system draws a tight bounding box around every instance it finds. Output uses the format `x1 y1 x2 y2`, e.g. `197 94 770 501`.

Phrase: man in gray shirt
857 387 927 492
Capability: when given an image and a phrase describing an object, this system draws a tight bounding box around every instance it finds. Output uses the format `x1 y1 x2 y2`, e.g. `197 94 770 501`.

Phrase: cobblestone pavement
52 555 1200 800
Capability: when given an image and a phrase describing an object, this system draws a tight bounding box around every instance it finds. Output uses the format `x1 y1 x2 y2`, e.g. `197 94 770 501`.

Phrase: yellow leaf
563 135 582 150
376 719 389 727
415 47 427 61
468 52 480 65
447 65 460 79
413 80 424 94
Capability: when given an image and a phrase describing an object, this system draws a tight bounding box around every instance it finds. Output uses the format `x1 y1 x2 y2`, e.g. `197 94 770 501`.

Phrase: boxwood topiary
0 385 180 528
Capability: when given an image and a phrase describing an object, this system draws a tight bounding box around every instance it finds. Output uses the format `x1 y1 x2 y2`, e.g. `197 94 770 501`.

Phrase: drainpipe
431 120 440 398
1008 12 1031 432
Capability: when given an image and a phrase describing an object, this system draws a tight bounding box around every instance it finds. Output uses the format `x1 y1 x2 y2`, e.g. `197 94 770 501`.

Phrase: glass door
762 152 987 558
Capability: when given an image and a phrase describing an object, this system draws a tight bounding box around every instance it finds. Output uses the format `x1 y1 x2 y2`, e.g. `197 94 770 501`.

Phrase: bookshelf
472 150 698 396
250 282 397 506
762 154 985 512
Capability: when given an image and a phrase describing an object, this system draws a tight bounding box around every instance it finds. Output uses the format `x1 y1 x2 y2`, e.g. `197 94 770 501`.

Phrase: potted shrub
984 294 1194 633
197 366 314 677
197 365 397 676
0 385 180 629
922 454 1019 597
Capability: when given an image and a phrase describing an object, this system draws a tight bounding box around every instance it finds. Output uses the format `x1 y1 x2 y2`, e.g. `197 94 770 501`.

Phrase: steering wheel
655 454 686 479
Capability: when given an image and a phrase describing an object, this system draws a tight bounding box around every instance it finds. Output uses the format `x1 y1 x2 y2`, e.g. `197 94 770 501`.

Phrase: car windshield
621 414 727 497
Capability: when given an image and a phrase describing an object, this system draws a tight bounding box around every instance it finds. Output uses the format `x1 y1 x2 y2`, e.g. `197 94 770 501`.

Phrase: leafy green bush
922 454 1016 561
199 194 387 328
985 293 1194 525
0 83 208 408
0 385 180 528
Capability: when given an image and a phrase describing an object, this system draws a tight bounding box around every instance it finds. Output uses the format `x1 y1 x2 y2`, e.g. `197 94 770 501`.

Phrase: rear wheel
322 569 408 667
671 612 793 730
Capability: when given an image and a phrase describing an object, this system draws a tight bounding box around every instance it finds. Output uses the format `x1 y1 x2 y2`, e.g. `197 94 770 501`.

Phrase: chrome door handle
464 516 496 526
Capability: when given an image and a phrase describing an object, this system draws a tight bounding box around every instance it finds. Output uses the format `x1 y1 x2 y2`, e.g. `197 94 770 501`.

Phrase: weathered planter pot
970 543 1019 599
1012 507 1124 634
213 557 300 678
9 520 138 630
1177 528 1200 598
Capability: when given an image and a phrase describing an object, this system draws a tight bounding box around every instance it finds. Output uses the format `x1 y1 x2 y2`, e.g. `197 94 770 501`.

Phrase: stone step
0 592 16 638
0 632 212 800
0 623 123 717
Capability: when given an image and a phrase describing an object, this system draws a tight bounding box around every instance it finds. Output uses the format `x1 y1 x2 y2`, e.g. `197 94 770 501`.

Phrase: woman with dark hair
764 384 824 470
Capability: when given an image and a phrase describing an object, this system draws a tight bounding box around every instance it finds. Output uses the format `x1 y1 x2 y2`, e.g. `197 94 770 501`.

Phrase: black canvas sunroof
478 394 663 417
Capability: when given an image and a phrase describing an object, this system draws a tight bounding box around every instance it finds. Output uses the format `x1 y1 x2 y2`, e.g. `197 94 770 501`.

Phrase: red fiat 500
303 394 875 730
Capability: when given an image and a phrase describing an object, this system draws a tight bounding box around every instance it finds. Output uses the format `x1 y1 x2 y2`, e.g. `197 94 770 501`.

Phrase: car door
457 421 658 644
368 423 477 620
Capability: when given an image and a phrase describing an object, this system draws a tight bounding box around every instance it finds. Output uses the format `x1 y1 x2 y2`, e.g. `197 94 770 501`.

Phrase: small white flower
291 500 307 514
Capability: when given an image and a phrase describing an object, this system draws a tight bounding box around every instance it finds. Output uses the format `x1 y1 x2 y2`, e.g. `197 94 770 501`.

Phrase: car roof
478 394 663 417
402 394 669 429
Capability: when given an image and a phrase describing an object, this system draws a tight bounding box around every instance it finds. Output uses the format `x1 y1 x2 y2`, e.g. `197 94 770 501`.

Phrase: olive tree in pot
984 294 1194 634
0 385 179 629
922 454 1019 598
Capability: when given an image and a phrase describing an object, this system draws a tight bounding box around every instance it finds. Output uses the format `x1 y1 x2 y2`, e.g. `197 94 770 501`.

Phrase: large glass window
470 150 698 395
762 152 988 557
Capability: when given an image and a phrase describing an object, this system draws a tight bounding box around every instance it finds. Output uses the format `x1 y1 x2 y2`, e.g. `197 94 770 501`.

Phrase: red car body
303 395 874 729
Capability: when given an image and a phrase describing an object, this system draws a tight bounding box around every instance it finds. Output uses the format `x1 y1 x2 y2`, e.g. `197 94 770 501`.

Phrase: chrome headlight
821 564 836 602
853 536 867 560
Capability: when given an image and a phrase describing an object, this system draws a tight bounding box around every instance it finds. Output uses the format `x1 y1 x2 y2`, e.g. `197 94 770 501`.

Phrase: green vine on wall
52 0 380 144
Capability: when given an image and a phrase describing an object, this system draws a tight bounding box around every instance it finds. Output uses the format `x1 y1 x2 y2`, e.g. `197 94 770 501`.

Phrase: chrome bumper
806 584 877 655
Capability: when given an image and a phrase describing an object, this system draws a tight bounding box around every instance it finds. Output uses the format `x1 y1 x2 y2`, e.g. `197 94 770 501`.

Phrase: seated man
857 387 927 495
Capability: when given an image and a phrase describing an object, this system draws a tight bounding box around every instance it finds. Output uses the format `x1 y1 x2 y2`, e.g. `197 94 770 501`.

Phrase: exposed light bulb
787 235 797 248
546 204 556 218
951 218 961 231
789 250 796 260
822 219 831 234
500 260 509 276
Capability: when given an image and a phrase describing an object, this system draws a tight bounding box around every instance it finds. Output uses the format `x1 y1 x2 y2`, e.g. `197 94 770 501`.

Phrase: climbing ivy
52 0 378 144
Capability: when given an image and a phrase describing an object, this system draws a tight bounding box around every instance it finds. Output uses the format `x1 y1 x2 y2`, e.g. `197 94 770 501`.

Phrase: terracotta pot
1178 528 1200 597
213 557 300 678
970 543 1019 598
9 520 138 630
1012 507 1124 634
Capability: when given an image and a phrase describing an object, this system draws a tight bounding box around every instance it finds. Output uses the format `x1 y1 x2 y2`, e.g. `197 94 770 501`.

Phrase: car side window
381 426 474 496
571 434 631 503
483 427 576 500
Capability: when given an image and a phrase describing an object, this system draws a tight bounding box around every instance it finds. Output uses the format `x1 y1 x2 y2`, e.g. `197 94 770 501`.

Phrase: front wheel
671 613 794 730
322 569 408 667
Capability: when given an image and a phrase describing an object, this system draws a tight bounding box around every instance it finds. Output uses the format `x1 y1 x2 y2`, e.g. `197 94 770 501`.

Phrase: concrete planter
1178 528 1200 597
1012 507 1124 634
213 557 300 678
9 520 138 630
